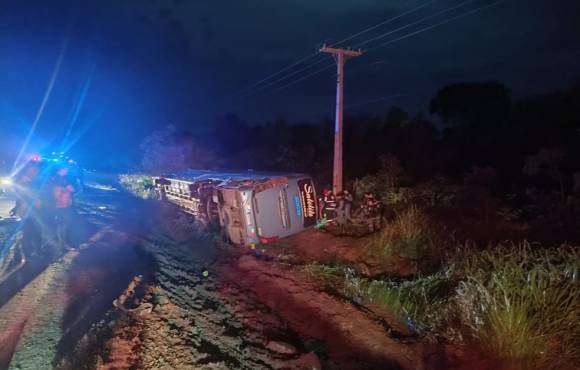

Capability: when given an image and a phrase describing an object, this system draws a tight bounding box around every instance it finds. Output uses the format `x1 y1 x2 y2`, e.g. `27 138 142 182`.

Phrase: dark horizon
1 0 579 169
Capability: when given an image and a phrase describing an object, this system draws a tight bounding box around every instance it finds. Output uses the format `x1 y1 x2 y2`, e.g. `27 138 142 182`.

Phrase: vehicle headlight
0 177 14 186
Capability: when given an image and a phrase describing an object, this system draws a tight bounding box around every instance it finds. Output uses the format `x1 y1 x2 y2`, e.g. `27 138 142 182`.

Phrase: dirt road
0 178 420 370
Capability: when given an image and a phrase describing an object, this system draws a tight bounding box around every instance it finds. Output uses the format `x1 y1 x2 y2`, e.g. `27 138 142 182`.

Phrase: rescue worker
362 192 382 232
51 166 76 250
336 190 353 225
318 189 337 221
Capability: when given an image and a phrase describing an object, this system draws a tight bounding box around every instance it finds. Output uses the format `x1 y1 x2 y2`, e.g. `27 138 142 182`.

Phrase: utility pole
320 45 363 194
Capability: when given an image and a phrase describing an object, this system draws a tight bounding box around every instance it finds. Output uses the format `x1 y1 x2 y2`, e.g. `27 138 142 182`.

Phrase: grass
366 272 452 332
304 207 580 369
452 243 580 369
366 206 444 273
364 243 580 369
300 262 344 287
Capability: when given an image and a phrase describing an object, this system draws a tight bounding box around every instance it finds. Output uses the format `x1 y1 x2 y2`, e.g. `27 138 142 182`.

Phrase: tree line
141 80 580 199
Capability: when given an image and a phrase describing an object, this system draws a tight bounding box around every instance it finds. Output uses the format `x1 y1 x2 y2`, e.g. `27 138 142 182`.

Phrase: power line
231 51 320 98
242 0 486 100
370 0 505 51
355 0 478 48
231 0 439 98
238 57 328 98
239 0 505 101
332 0 437 46
270 63 336 94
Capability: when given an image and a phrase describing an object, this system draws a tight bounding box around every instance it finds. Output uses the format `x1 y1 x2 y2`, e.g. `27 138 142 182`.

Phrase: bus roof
163 169 309 188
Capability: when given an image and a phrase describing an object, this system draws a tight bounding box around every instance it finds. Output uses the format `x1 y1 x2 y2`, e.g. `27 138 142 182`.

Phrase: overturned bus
153 170 318 246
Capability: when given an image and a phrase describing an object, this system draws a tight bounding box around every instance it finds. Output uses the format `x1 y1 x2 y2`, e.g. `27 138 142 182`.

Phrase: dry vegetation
301 204 580 369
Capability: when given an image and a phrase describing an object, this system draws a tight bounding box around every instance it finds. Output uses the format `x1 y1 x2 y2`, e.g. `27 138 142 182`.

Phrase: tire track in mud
121 234 418 370
218 254 419 370
133 239 320 370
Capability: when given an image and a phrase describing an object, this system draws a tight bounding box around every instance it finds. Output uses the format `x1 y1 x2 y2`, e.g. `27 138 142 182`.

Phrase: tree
430 81 511 131
140 125 216 173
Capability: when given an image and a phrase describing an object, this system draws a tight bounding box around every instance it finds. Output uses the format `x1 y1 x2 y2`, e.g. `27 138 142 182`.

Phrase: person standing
318 189 337 221
336 190 354 225
51 166 76 250
362 192 382 232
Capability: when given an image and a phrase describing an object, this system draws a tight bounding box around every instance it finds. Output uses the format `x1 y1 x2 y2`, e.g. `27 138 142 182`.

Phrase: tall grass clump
300 262 344 287
367 205 443 265
452 243 580 369
366 271 452 333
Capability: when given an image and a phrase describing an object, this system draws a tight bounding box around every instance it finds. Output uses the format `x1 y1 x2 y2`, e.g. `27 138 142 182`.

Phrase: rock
265 340 298 355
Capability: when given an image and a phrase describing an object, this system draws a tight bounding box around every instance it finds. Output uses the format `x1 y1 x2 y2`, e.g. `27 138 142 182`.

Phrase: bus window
253 196 260 214
278 189 290 229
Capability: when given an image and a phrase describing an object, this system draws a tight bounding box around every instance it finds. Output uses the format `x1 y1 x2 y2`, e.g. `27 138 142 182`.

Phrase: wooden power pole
320 44 363 194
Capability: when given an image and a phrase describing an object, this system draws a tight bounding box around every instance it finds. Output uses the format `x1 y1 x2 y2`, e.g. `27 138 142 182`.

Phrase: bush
119 174 156 199
353 154 406 206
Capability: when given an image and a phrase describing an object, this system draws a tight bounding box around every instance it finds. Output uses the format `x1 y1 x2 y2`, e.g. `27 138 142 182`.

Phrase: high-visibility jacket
53 184 74 209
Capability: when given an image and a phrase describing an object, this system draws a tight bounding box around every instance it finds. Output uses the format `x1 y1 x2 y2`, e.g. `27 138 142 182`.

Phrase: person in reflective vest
51 166 76 250
336 190 353 225
318 189 337 221
362 192 382 232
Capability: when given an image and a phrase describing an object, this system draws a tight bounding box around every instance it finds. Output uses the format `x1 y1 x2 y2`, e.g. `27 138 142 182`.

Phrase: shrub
119 174 156 199
353 154 405 206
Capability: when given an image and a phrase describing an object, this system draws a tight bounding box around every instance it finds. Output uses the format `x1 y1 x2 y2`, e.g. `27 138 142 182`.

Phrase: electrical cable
270 63 336 94
331 0 437 46
231 0 439 98
240 0 505 100
238 57 328 98
369 0 505 51
354 0 478 48
231 51 320 98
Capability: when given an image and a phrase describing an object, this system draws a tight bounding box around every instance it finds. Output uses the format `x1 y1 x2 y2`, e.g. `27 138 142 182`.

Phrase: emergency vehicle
153 170 318 246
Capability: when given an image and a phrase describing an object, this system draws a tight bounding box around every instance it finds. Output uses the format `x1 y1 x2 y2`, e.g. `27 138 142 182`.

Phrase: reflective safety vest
323 195 337 210
54 184 74 209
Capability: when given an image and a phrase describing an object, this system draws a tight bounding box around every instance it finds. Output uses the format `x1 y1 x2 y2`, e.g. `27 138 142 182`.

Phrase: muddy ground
0 181 462 370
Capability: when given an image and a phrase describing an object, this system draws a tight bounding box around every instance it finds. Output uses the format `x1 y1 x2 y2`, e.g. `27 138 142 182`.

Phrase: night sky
1 0 579 168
